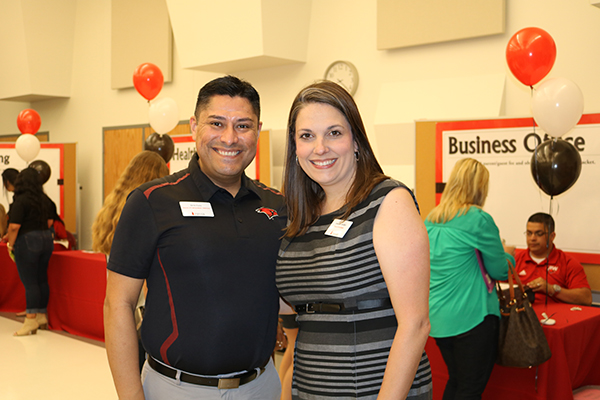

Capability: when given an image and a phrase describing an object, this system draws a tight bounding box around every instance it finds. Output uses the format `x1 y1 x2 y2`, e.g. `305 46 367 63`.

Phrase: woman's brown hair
92 151 169 255
283 81 388 237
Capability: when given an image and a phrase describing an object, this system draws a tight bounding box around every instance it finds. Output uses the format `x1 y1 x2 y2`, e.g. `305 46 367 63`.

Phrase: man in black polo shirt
104 76 285 400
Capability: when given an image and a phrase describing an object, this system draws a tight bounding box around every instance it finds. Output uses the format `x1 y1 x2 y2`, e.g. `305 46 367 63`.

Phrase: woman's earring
354 151 359 161
295 155 299 165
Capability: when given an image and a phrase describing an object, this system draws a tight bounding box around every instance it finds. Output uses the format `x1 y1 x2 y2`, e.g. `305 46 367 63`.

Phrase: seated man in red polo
516 212 592 306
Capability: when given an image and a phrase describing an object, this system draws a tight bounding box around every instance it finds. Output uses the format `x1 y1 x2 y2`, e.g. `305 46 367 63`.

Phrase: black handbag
495 261 551 368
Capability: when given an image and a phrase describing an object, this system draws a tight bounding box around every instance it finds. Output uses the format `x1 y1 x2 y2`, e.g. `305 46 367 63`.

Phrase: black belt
148 356 267 389
294 298 392 314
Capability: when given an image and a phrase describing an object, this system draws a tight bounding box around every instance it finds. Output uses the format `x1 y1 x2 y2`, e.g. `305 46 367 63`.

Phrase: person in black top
2 167 18 194
104 76 286 400
4 168 25 316
4 167 56 336
2 168 18 233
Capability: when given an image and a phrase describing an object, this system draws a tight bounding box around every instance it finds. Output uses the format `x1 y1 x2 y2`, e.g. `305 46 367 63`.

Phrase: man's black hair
193 75 260 121
528 212 555 234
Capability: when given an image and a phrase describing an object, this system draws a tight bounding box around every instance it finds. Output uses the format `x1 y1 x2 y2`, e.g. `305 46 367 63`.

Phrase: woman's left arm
478 213 513 281
6 223 21 250
373 188 431 400
47 195 58 229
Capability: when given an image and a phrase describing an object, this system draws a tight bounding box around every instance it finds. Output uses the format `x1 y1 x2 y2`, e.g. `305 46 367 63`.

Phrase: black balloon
530 139 581 197
144 132 174 163
29 159 51 184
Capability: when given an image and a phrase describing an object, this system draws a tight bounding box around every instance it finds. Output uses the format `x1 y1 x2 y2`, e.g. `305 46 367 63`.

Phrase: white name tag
325 219 353 238
179 201 214 217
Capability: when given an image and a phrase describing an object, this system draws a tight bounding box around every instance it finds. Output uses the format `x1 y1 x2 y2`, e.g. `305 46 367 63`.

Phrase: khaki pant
141 358 281 400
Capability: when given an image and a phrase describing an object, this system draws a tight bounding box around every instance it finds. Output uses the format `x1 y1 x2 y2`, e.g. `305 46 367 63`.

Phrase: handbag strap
496 260 527 305
508 260 527 301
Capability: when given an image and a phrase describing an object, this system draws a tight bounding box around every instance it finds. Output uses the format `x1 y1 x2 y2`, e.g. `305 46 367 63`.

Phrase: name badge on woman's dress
325 219 353 238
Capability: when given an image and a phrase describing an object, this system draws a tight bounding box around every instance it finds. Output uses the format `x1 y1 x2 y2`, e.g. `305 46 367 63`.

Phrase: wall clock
324 60 359 95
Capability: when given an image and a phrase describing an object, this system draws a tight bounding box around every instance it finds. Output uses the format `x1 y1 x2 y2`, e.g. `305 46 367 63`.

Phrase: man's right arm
559 254 593 306
104 270 145 400
552 286 592 306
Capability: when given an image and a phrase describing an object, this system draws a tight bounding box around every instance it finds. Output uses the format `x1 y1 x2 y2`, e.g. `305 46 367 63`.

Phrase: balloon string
530 86 536 134
545 172 552 309
534 147 543 198
532 84 544 202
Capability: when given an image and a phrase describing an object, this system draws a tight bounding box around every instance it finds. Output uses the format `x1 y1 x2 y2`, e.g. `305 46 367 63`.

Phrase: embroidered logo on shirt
548 265 558 273
255 207 278 220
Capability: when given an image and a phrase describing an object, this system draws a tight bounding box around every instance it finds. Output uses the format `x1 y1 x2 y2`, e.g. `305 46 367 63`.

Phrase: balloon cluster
14 111 53 184
15 109 42 163
506 27 583 139
506 27 583 198
133 63 178 163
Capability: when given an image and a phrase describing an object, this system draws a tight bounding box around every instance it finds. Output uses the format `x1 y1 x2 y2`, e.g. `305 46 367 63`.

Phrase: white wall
1 0 600 249
0 101 29 132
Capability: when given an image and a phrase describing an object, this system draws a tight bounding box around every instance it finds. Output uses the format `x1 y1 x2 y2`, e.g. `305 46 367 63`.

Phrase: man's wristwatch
552 284 562 296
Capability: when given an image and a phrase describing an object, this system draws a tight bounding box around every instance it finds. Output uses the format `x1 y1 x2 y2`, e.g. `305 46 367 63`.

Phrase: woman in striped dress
276 81 432 400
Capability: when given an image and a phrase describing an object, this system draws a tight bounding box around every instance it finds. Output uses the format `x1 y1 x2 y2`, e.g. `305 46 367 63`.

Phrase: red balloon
506 27 556 87
16 109 41 134
133 63 164 101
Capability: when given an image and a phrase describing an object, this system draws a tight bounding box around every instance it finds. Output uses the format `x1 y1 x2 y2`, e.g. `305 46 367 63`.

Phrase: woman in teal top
425 158 514 400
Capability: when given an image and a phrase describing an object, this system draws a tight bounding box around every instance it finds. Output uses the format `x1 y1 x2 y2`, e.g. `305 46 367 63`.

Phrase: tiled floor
6 306 599 399
0 312 285 400
0 312 117 400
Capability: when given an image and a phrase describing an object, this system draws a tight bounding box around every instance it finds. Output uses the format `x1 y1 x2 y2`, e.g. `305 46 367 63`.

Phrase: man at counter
515 212 592 306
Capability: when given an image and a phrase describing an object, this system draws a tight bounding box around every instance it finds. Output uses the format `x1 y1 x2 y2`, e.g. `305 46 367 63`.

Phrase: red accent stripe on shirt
144 173 190 199
253 181 283 196
157 249 178 365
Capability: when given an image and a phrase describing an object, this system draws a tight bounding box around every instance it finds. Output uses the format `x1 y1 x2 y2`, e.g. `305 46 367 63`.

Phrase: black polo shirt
108 154 286 375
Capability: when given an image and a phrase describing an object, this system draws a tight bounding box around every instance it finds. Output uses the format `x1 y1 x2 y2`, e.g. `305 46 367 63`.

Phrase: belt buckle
218 377 240 389
305 303 316 313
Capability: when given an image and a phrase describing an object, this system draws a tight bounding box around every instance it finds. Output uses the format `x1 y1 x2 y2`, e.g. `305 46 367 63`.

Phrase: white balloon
15 133 41 162
149 97 179 134
531 77 584 138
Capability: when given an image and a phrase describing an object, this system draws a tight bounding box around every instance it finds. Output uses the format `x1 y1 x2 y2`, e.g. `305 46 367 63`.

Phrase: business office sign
436 115 600 263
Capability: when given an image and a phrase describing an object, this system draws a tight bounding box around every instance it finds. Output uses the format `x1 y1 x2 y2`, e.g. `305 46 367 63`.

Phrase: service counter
427 301 600 400
0 243 107 342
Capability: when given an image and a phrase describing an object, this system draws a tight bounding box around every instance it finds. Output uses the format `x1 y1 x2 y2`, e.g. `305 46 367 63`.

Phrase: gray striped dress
276 179 432 400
